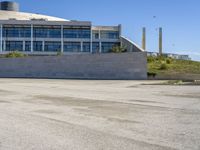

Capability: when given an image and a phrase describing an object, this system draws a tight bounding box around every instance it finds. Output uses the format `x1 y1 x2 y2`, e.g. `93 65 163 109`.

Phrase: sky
9 0 200 61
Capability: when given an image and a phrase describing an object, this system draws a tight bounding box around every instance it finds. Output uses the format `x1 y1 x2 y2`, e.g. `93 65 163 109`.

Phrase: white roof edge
120 36 145 52
0 10 69 21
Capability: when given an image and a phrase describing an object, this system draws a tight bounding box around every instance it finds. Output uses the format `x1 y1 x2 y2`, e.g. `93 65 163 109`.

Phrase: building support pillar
81 41 83 52
90 28 93 53
23 41 25 51
31 24 33 52
0 24 2 52
61 25 64 53
98 29 101 39
3 40 5 51
99 42 102 53
42 41 45 52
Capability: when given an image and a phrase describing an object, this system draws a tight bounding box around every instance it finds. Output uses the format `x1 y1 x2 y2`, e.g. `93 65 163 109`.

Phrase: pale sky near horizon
8 0 200 61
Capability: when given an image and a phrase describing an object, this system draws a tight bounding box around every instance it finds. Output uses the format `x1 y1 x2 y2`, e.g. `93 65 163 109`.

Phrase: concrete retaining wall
0 52 147 80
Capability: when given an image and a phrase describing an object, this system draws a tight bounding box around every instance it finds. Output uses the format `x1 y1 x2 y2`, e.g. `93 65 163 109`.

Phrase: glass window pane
83 42 90 52
64 28 91 39
64 42 81 52
3 26 31 38
92 42 99 53
33 26 61 38
33 41 43 52
101 42 120 53
100 31 119 39
44 42 61 52
5 41 23 51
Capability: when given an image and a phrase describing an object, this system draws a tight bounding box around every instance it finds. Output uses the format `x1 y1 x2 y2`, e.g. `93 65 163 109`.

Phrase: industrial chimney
0 1 19 12
142 27 146 50
159 27 163 55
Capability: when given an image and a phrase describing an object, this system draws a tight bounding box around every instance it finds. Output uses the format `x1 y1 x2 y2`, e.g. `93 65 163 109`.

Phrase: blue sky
12 0 200 61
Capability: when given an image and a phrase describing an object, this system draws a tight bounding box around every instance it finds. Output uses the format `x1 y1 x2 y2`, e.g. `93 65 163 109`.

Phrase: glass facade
25 41 31 51
83 42 90 52
3 26 31 38
92 42 100 53
101 42 120 53
33 26 61 38
100 31 119 39
64 28 90 39
92 31 99 39
64 42 81 52
0 24 121 53
33 41 43 51
44 42 61 52
5 41 23 51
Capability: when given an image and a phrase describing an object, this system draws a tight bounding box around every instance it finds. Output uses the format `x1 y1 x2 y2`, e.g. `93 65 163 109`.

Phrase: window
92 31 99 39
25 41 31 52
92 42 99 53
5 41 23 51
44 42 61 52
83 42 90 52
33 26 61 38
100 31 119 39
101 42 120 53
3 26 31 38
63 28 91 39
64 42 81 52
33 41 43 52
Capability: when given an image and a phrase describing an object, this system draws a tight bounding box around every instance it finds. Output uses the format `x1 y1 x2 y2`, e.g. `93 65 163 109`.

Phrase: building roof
0 10 69 21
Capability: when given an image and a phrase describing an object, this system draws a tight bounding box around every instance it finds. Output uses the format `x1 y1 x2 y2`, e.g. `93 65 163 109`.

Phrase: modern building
0 1 144 55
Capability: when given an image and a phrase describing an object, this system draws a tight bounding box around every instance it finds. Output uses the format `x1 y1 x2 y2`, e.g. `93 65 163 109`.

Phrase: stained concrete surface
0 79 200 150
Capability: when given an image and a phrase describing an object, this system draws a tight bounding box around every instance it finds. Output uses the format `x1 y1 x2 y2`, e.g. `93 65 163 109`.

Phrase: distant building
147 52 191 60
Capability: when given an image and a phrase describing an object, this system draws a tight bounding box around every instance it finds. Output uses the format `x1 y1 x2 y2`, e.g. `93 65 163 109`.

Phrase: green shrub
111 46 127 53
57 51 63 56
147 72 157 78
5 51 26 58
166 58 171 64
147 56 156 63
159 63 168 70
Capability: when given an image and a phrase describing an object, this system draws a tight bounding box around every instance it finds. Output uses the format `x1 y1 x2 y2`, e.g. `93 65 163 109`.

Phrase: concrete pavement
0 79 200 150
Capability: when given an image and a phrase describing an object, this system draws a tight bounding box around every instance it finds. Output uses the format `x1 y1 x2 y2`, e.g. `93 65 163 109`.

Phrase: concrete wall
0 52 147 80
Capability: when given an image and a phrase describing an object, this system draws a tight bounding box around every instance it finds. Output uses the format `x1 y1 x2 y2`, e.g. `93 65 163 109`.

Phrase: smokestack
159 27 163 55
142 27 146 50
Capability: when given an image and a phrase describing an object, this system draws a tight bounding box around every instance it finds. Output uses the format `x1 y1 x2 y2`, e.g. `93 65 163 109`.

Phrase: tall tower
142 27 146 50
159 27 163 55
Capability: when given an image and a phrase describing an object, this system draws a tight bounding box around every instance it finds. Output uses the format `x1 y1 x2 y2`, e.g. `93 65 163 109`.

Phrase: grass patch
147 56 200 78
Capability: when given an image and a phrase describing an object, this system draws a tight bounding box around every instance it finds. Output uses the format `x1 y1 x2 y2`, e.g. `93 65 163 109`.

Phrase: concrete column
42 41 45 52
61 25 64 53
118 24 122 47
31 24 33 52
0 24 2 52
118 24 122 37
3 40 5 51
99 42 102 53
159 27 162 55
98 29 101 39
23 41 25 51
81 41 83 52
142 27 146 50
90 28 93 53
